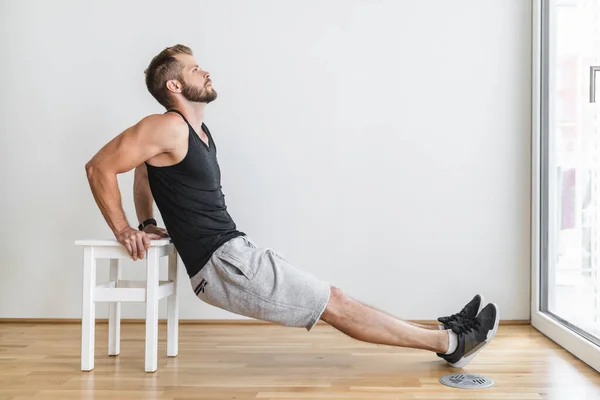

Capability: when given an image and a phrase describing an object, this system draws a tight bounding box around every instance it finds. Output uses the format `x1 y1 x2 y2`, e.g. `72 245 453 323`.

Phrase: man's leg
320 286 450 353
349 296 441 331
406 321 441 330
347 293 486 332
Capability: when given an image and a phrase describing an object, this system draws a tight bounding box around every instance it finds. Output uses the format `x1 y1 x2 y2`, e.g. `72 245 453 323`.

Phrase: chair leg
108 259 121 356
81 246 96 371
145 247 159 372
167 248 179 357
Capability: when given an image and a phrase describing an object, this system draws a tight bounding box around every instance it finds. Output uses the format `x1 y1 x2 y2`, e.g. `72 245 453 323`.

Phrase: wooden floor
1 322 599 399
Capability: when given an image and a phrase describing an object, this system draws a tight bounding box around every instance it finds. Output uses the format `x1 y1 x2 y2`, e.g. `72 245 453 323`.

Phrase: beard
181 80 217 103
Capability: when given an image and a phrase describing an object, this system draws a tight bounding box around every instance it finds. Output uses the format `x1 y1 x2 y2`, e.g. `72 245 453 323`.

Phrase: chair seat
75 239 173 259
75 238 171 247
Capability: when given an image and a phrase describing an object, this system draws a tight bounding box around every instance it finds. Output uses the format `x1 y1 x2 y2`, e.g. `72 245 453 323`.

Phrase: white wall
0 0 532 321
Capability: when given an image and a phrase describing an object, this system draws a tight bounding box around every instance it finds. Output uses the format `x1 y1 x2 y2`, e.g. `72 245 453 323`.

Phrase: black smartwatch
138 218 157 231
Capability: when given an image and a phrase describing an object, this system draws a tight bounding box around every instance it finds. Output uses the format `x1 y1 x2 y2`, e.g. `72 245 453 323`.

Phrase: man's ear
166 79 182 94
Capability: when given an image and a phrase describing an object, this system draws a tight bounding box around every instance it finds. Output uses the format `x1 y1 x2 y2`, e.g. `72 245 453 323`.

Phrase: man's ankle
438 330 450 353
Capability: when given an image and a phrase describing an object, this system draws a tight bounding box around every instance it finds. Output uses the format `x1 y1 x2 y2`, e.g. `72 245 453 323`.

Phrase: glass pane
545 0 600 343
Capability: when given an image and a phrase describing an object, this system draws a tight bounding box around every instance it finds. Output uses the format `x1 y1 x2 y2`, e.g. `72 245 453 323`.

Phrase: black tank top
145 109 245 278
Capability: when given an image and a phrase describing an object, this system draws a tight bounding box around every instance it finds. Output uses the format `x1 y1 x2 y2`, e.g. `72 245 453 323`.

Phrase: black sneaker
437 294 484 329
437 303 499 368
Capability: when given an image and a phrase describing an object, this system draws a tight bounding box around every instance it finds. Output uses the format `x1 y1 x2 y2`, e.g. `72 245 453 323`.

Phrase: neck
171 102 206 128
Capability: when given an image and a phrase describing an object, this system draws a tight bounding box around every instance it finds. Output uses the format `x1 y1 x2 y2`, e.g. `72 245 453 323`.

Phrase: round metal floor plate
439 373 494 389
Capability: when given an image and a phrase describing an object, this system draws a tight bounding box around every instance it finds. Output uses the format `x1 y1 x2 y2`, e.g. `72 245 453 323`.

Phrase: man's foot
438 294 484 329
437 303 499 368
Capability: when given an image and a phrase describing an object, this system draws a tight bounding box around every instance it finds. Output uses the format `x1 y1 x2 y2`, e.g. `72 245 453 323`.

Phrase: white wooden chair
74 238 180 372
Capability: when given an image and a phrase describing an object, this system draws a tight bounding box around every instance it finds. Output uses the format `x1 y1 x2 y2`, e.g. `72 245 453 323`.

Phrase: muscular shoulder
137 113 187 136
135 113 188 149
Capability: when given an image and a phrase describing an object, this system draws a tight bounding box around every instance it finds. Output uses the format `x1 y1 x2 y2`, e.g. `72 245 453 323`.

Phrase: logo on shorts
194 279 208 295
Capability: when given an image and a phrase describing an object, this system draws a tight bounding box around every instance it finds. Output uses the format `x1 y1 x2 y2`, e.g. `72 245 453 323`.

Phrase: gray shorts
189 235 331 331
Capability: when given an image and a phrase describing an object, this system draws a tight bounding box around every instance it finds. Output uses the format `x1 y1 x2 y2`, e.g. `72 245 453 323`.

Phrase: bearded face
180 76 217 103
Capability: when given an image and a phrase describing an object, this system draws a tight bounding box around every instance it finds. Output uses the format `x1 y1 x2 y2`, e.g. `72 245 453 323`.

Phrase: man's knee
330 285 345 301
321 286 347 322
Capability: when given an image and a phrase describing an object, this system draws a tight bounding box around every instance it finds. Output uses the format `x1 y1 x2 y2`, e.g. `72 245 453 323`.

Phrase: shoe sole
449 302 499 369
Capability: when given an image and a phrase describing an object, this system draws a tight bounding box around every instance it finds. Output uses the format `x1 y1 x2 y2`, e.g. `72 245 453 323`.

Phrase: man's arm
134 163 169 238
85 114 179 259
134 163 154 224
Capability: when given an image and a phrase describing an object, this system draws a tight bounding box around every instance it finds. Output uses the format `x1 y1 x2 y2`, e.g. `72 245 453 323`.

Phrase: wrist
114 224 132 236
138 217 157 231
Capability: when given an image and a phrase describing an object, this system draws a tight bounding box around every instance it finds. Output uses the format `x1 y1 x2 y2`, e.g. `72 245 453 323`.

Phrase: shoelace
451 317 481 335
443 307 470 322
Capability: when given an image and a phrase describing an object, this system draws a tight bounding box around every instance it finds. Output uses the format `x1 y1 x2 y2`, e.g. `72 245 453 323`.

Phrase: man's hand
115 226 162 261
143 224 169 238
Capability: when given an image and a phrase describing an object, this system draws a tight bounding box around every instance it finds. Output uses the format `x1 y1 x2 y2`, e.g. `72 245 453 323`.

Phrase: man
85 44 499 369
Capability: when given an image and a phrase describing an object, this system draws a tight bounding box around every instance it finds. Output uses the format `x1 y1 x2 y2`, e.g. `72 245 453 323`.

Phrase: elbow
85 160 99 180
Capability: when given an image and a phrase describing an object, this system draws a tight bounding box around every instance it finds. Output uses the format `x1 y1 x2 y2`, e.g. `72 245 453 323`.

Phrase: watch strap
138 218 157 231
